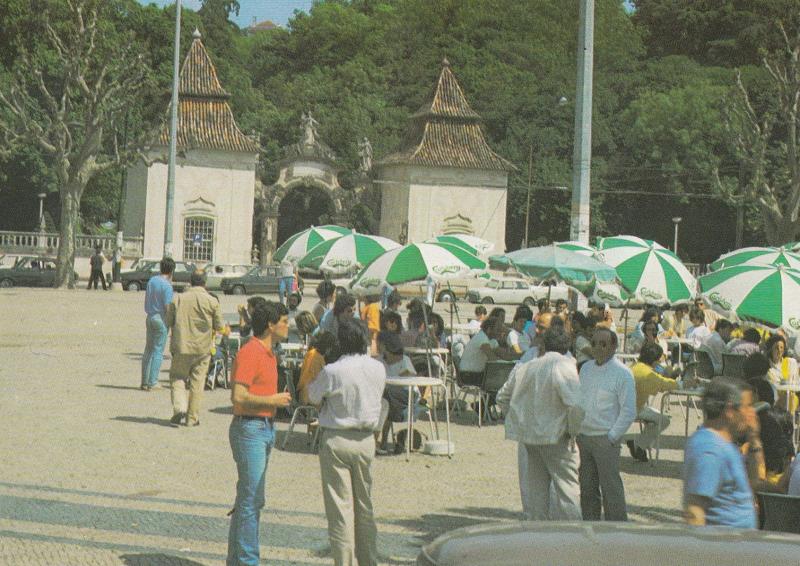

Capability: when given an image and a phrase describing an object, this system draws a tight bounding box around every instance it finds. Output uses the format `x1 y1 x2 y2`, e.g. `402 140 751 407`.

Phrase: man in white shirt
308 319 386 566
278 257 296 306
497 325 583 520
506 310 532 356
577 327 636 521
458 316 503 385
701 319 733 375
467 305 488 332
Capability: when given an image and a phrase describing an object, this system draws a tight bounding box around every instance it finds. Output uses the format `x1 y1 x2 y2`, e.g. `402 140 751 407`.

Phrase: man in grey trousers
576 327 636 521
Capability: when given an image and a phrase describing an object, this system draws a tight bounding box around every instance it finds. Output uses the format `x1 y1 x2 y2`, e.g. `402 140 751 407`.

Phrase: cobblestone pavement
0 289 690 564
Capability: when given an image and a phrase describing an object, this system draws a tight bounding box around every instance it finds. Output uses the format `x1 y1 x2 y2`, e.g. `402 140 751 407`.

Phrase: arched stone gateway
256 114 354 264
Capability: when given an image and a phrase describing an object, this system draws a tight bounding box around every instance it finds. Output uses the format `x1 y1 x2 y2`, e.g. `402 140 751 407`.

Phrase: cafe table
386 376 452 461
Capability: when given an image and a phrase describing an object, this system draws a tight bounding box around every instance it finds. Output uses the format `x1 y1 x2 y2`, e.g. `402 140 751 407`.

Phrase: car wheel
127 281 141 292
0 278 13 288
232 285 246 296
480 297 494 305
438 290 456 303
523 297 536 307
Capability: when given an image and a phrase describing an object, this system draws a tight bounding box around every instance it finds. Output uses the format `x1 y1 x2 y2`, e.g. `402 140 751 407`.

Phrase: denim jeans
278 276 293 305
141 314 168 388
227 416 275 566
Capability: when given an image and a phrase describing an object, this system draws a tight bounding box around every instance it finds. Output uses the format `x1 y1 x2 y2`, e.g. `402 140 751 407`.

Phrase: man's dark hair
702 377 748 421
378 330 404 354
316 280 336 300
481 315 501 334
514 305 533 322
333 293 356 317
689 307 705 323
251 301 287 337
474 305 487 317
543 326 571 355
554 298 568 309
748 377 776 407
247 296 267 310
159 257 176 275
744 352 771 380
338 318 368 356
593 326 618 348
380 309 403 333
639 342 664 366
190 269 206 287
488 307 506 323
386 290 402 309
743 328 761 345
674 303 689 314
311 331 339 362
640 307 660 323
716 319 733 332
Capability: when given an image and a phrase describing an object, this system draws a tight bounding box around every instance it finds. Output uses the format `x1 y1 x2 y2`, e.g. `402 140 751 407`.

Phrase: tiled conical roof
379 59 514 171
159 30 260 153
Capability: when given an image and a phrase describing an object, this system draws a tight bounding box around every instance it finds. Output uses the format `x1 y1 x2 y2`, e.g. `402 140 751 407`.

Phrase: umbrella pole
622 300 630 352
420 305 440 439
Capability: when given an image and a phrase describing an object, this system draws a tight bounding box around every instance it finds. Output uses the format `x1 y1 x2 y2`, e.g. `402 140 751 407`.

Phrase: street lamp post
672 217 682 256
163 0 182 258
37 192 46 249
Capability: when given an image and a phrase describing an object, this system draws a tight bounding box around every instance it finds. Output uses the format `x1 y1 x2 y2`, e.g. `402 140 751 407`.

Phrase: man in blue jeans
278 257 295 306
141 257 175 391
228 301 291 565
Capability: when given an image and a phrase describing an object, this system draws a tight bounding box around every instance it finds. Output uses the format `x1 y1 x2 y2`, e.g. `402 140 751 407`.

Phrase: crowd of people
137 264 800 564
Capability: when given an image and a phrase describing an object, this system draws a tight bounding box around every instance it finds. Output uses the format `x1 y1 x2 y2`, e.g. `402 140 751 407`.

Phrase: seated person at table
694 297 720 331
488 307 509 345
507 308 532 357
237 296 268 339
685 307 711 350
380 309 403 335
588 301 616 332
467 305 488 332
726 327 762 357
554 298 570 318
294 311 318 345
765 334 799 411
317 293 356 336
401 299 430 346
748 377 795 489
377 332 426 453
627 343 678 463
458 316 504 386
297 331 339 404
312 280 336 323
571 312 594 369
661 304 689 339
698 319 733 375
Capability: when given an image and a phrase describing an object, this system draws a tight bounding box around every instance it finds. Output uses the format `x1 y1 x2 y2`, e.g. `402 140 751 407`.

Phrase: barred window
183 217 214 262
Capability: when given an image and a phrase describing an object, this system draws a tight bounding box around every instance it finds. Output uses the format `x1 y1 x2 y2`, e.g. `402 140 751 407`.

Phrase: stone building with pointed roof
123 30 259 265
376 59 514 252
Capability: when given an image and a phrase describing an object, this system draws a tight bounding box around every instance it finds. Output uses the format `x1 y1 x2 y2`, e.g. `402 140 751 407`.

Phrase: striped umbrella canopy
425 234 495 256
588 281 630 308
349 242 486 296
596 235 696 305
273 225 351 263
709 246 800 271
488 244 618 292
788 242 800 252
699 263 800 332
298 233 400 276
555 240 597 257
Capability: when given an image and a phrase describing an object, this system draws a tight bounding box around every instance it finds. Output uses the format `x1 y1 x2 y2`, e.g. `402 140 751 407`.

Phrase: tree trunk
55 184 82 288
761 208 800 246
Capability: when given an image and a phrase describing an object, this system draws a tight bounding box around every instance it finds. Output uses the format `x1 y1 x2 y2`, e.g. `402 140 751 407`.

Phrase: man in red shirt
227 301 291 565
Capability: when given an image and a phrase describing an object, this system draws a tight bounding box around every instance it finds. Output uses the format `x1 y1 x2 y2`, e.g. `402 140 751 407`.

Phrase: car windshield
487 280 500 289
246 266 260 276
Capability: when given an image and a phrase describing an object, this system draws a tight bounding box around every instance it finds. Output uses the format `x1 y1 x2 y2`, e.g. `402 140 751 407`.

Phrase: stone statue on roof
301 112 319 146
358 137 373 173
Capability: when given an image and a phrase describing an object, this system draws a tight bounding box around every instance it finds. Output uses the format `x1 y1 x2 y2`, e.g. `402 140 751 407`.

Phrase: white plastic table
654 387 704 465
386 376 451 461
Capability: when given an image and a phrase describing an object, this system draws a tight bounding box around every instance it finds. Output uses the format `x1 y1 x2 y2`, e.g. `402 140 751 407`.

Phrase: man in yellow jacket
627 342 678 462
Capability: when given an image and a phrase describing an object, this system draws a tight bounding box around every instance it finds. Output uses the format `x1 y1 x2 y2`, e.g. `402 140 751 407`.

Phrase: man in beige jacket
165 269 228 426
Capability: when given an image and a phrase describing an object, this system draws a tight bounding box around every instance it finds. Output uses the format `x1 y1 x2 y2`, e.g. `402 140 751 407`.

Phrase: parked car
221 265 304 296
121 260 195 291
465 277 571 306
417 521 800 566
0 256 77 288
204 263 252 291
392 275 499 303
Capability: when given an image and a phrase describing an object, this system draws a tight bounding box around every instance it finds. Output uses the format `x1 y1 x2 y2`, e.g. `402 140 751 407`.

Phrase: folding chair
280 365 319 450
456 368 486 427
683 349 716 380
481 360 516 423
757 492 800 533
722 353 747 379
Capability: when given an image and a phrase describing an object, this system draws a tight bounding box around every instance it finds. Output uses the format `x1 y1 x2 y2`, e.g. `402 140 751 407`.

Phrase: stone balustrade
0 230 143 257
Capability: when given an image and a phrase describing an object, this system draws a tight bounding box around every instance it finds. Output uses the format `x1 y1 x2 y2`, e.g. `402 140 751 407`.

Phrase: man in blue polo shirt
683 377 761 528
141 257 175 391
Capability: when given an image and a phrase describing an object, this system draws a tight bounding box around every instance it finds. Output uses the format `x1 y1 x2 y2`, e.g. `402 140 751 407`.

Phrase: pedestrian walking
87 245 107 290
227 301 292 565
141 257 174 391
308 318 386 566
278 257 295 306
165 269 228 426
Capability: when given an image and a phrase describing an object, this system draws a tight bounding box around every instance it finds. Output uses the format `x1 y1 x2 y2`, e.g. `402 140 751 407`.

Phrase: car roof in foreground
418 521 800 566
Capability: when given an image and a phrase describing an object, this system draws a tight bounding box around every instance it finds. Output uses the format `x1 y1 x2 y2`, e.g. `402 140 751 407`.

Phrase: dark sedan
221 265 304 295
121 260 195 291
0 256 77 288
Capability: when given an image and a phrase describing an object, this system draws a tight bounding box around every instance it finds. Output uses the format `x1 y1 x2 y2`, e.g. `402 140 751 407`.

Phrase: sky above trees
138 0 314 27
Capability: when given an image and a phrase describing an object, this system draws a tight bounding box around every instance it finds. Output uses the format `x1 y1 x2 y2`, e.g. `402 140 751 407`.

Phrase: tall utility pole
164 0 182 258
524 144 533 248
570 0 594 245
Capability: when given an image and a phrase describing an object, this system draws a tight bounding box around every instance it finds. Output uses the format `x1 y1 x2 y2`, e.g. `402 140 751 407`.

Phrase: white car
466 277 570 305
204 263 252 290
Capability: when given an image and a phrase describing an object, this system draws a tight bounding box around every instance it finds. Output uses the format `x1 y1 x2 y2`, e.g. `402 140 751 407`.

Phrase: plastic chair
683 350 716 380
722 353 747 379
481 361 516 423
757 492 800 533
456 368 486 427
280 365 319 451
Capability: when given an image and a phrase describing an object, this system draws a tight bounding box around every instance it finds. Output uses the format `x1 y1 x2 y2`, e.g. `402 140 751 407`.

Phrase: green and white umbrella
699 263 800 332
710 246 800 271
555 240 597 257
273 225 351 263
425 234 495 256
350 242 486 296
589 281 630 308
298 233 400 276
596 235 696 305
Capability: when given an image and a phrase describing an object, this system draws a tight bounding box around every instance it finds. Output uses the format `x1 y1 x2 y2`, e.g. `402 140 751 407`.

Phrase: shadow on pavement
208 406 234 415
120 554 206 565
112 416 177 428
620 456 683 480
96 384 144 391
